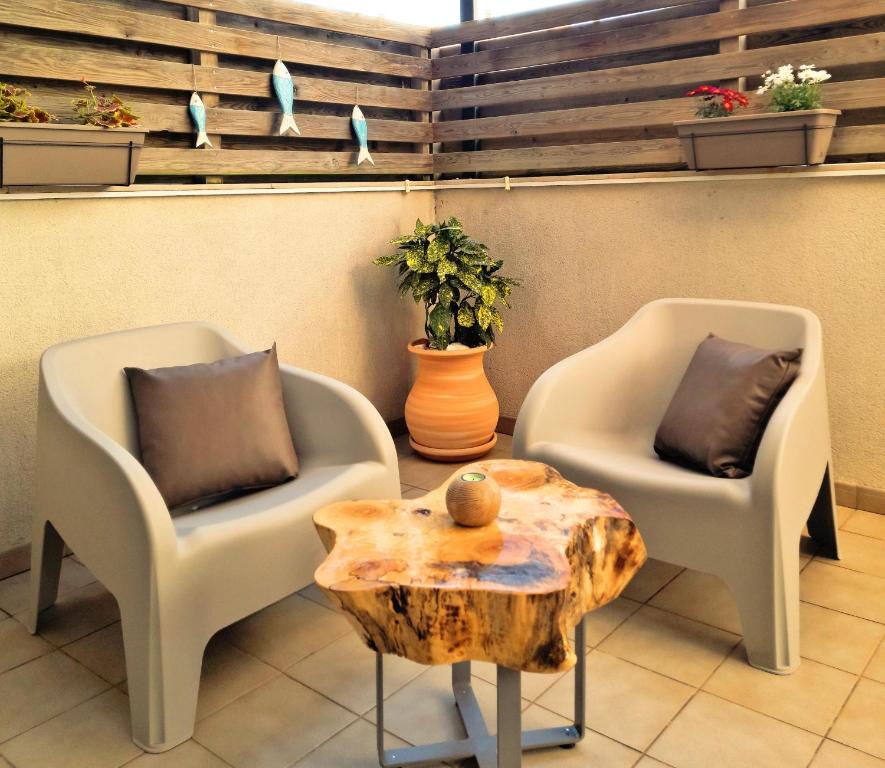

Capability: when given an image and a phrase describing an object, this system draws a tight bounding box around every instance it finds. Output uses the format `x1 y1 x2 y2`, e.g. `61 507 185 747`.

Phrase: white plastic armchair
29 322 399 752
514 299 839 674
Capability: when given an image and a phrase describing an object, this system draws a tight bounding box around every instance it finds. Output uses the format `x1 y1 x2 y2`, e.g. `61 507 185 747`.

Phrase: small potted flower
0 80 148 187
675 65 840 170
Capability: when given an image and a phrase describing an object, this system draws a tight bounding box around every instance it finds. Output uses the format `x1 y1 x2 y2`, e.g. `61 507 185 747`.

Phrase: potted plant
0 81 148 187
374 217 519 461
675 65 840 170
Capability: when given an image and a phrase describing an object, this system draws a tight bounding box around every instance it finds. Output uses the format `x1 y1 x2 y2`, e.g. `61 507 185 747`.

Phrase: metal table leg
375 615 587 768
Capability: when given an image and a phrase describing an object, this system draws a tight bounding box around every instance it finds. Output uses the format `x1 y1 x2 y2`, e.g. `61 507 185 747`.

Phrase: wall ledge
1 162 883 202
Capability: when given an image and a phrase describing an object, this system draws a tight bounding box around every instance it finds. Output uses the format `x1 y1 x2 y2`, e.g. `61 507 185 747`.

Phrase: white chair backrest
41 322 242 453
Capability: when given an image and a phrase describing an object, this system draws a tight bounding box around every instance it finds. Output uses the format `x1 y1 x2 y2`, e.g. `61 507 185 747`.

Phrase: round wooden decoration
445 471 502 527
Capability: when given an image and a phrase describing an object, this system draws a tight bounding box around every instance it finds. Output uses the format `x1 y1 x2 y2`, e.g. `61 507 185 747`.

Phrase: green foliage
768 82 824 112
72 81 139 128
0 83 55 123
373 217 519 350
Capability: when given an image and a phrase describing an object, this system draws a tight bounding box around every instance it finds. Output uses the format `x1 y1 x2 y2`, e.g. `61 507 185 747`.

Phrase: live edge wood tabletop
313 459 647 675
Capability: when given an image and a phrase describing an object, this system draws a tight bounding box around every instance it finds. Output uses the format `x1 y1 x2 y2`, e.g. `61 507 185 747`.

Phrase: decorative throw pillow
653 334 802 478
125 345 298 510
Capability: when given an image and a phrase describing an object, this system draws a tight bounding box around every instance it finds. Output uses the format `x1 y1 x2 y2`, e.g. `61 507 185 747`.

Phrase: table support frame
375 615 586 768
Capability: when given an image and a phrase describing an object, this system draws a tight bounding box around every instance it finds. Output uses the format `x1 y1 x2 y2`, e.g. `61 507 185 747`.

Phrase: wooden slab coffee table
314 459 646 768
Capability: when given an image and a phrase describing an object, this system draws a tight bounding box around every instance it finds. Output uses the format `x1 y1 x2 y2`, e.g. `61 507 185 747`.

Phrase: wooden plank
432 32 885 111
432 0 885 79
433 138 683 174
433 79 885 143
0 42 432 111
154 0 430 46
139 147 433 175
719 0 747 92
430 0 700 47
829 124 885 154
0 0 431 79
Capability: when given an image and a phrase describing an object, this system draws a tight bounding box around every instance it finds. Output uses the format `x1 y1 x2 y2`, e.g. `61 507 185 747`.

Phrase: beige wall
436 175 885 494
0 190 432 550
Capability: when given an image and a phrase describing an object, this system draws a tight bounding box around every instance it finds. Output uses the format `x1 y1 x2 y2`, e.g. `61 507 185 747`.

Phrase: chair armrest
35 371 177 594
278 365 399 477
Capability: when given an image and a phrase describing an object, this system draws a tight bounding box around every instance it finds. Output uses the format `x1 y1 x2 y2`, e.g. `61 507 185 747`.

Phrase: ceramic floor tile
222 593 352 670
63 621 127 685
816 531 885 578
801 561 885 624
536 650 694 751
296 582 333 610
573 597 642 648
829 678 885 759
396 455 464 490
470 659 566 702
0 651 108 742
123 740 231 768
401 486 427 500
0 558 96 616
194 676 356 768
196 635 279 720
810 740 885 768
649 568 742 634
0 616 52 674
292 719 408 768
635 759 674 768
842 510 885 541
287 630 425 714
25 581 120 646
599 605 740 686
0 688 140 768
620 558 684 603
364 664 507 743
799 602 884 674
865 640 885 683
836 505 856 527
648 691 821 768
520 704 640 767
703 645 856 735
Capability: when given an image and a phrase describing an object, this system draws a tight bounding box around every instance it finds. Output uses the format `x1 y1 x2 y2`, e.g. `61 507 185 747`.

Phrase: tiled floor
0 433 883 768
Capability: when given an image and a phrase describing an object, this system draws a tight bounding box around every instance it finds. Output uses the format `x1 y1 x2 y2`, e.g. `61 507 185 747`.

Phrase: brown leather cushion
654 335 801 478
125 346 298 510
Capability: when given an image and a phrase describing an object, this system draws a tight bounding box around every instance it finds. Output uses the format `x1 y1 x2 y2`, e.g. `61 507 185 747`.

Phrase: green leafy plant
0 83 56 123
72 81 139 128
757 64 831 112
374 217 519 350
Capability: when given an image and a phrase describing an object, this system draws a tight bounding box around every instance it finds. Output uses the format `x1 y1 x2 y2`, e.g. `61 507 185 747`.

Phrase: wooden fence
1 0 884 183
431 0 885 176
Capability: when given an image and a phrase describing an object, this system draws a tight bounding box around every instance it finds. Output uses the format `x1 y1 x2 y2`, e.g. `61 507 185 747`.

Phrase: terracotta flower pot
675 109 840 170
405 339 499 462
0 123 148 187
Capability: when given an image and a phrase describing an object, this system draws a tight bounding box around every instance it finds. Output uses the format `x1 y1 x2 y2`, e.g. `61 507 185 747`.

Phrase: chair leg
28 520 65 634
729 542 801 675
121 607 206 753
807 463 840 560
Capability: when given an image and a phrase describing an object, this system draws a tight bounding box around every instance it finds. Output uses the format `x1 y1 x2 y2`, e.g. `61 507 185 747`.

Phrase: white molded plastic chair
514 298 839 674
29 322 400 751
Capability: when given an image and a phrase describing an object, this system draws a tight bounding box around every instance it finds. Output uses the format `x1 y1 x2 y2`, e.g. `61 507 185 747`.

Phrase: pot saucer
409 434 497 462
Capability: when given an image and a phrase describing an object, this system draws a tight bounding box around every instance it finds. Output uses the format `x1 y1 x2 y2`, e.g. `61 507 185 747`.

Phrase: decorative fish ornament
351 105 374 166
188 92 212 148
272 60 300 136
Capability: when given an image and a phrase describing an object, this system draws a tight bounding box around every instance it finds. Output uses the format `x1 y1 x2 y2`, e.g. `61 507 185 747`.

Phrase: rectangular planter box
0 123 148 187
675 109 840 170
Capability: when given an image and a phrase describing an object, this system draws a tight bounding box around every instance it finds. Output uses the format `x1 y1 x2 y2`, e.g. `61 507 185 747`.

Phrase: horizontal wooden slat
0 42 431 111
430 0 699 47
139 147 432 175
433 78 885 142
155 0 430 46
32 95 431 143
434 138 683 174
433 32 885 111
829 124 885 154
0 0 430 79
432 0 885 79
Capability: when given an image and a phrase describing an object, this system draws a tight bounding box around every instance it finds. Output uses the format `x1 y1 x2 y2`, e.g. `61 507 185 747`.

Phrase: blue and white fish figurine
272 60 300 136
351 104 374 166
188 92 212 148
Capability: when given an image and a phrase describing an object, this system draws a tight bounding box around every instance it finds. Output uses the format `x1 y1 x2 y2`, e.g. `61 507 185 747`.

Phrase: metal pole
497 666 522 767
459 0 479 155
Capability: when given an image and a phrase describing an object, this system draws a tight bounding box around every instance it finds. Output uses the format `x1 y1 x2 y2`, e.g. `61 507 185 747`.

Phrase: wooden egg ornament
446 471 501 527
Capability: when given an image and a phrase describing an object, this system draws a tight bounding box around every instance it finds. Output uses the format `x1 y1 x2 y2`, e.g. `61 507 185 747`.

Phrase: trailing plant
374 217 519 350
0 83 56 123
72 81 140 128
686 85 748 118
757 64 831 112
